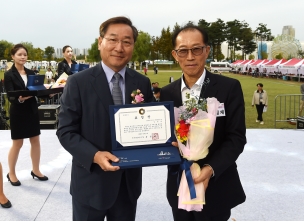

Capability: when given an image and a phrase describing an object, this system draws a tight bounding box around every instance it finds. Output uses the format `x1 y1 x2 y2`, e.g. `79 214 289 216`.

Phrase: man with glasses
160 24 246 221
57 16 153 221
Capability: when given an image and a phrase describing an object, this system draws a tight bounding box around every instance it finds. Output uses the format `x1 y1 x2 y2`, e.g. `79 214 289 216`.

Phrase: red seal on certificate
152 133 159 140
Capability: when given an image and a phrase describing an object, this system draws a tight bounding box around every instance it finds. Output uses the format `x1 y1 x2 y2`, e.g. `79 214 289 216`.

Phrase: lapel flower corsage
131 89 144 104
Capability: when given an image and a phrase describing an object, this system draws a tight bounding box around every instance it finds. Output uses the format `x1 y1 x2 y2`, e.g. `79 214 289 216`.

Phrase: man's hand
172 141 212 192
193 165 213 192
19 96 32 102
172 141 178 147
93 151 120 171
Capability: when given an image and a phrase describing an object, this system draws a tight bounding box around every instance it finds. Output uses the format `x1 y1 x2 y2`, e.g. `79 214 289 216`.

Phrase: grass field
1 69 303 129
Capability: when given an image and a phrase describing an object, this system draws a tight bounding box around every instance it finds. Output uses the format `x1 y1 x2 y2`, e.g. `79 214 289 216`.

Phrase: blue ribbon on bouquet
179 159 197 199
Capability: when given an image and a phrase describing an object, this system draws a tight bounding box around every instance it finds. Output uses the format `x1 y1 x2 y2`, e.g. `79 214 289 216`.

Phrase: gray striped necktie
112 73 123 105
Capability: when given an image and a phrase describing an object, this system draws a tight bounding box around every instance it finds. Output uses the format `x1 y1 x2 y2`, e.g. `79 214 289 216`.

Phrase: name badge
217 103 225 117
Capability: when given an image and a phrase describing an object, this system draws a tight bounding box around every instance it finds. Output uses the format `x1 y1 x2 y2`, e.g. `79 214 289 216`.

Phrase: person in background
143 66 147 75
57 45 77 77
53 69 59 82
4 44 48 188
45 68 53 84
33 66 39 74
298 83 304 116
151 82 155 91
152 87 161 102
0 162 11 208
160 24 246 221
56 16 153 221
252 83 268 124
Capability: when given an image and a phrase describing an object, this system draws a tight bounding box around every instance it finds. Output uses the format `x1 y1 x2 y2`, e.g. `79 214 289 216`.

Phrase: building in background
282 26 295 38
220 25 303 61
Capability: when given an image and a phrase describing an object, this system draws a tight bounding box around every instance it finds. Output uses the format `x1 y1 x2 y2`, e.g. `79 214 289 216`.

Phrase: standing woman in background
252 83 268 125
4 44 48 187
57 45 77 77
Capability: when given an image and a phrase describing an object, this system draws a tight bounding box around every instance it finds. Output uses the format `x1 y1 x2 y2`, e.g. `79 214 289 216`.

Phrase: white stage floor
0 129 303 221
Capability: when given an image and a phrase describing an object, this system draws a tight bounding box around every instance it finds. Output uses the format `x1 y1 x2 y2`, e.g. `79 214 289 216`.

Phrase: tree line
88 19 274 63
0 40 55 62
1 19 274 63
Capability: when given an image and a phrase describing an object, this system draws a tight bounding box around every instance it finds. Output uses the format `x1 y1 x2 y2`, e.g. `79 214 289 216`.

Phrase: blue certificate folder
109 101 181 169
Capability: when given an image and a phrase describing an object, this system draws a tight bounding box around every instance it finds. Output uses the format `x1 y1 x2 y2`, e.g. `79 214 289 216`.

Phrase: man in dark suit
56 16 153 221
160 24 246 221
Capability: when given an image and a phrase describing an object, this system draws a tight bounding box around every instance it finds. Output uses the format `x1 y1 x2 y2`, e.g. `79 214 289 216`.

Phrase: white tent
236 60 254 72
298 63 304 75
261 59 287 73
278 59 304 75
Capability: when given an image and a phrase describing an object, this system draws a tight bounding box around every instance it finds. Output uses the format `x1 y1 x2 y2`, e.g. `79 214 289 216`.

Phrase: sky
1 0 303 50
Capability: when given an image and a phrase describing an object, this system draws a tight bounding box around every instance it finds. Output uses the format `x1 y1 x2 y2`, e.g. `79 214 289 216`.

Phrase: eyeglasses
103 37 133 47
174 46 206 57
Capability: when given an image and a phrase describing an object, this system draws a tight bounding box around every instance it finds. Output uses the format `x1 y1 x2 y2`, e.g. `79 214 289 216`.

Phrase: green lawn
144 70 303 129
1 69 303 129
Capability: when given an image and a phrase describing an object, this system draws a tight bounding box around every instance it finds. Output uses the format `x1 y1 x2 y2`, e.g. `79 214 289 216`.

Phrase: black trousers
172 207 231 221
255 103 265 121
72 173 137 221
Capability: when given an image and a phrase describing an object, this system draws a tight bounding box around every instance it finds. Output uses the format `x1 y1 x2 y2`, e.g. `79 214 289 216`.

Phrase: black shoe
31 171 48 181
7 174 21 186
1 200 12 208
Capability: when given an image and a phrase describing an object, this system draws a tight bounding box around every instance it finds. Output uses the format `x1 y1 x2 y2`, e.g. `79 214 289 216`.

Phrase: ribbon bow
180 159 197 199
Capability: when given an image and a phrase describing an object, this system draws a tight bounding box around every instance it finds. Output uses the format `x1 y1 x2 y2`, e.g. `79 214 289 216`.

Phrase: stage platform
0 129 303 221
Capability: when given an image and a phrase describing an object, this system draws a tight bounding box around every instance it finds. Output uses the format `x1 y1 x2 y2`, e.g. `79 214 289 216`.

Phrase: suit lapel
124 69 137 104
11 65 26 89
89 63 113 114
171 78 183 107
202 70 218 99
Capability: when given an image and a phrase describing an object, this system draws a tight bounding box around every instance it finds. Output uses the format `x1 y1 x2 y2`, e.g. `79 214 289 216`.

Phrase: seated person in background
152 87 161 102
154 82 159 88
248 67 252 75
33 66 39 74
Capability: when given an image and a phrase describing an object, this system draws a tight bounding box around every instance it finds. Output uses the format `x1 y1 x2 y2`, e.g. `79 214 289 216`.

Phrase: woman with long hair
4 44 48 187
57 45 77 77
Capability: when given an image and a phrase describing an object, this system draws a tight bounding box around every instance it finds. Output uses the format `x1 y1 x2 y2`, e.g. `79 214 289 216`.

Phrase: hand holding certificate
109 102 181 168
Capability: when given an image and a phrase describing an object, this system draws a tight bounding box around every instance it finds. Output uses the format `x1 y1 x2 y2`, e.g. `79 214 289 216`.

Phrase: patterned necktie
112 73 123 105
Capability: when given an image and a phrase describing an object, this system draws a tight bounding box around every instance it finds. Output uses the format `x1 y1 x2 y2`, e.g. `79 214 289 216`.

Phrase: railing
274 94 303 128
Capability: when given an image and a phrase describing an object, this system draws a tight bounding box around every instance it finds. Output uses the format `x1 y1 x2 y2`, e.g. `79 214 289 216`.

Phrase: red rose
178 120 190 137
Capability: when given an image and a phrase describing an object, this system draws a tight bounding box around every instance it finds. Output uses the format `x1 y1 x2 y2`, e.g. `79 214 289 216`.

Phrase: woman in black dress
57 45 77 77
4 44 48 186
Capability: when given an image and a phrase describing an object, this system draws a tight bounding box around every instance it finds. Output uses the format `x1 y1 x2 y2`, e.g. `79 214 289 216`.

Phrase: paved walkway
0 129 303 221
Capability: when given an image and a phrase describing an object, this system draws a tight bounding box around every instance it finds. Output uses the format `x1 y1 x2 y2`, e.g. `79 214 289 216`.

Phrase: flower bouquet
51 73 69 88
131 89 144 104
174 93 219 211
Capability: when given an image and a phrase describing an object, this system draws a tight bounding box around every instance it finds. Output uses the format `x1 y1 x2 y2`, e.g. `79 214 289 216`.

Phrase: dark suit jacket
160 70 246 216
56 63 153 211
4 64 38 114
57 59 77 76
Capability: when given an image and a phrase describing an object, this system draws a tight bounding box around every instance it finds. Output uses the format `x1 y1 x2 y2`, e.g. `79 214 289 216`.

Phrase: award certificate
114 105 171 147
109 102 181 168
